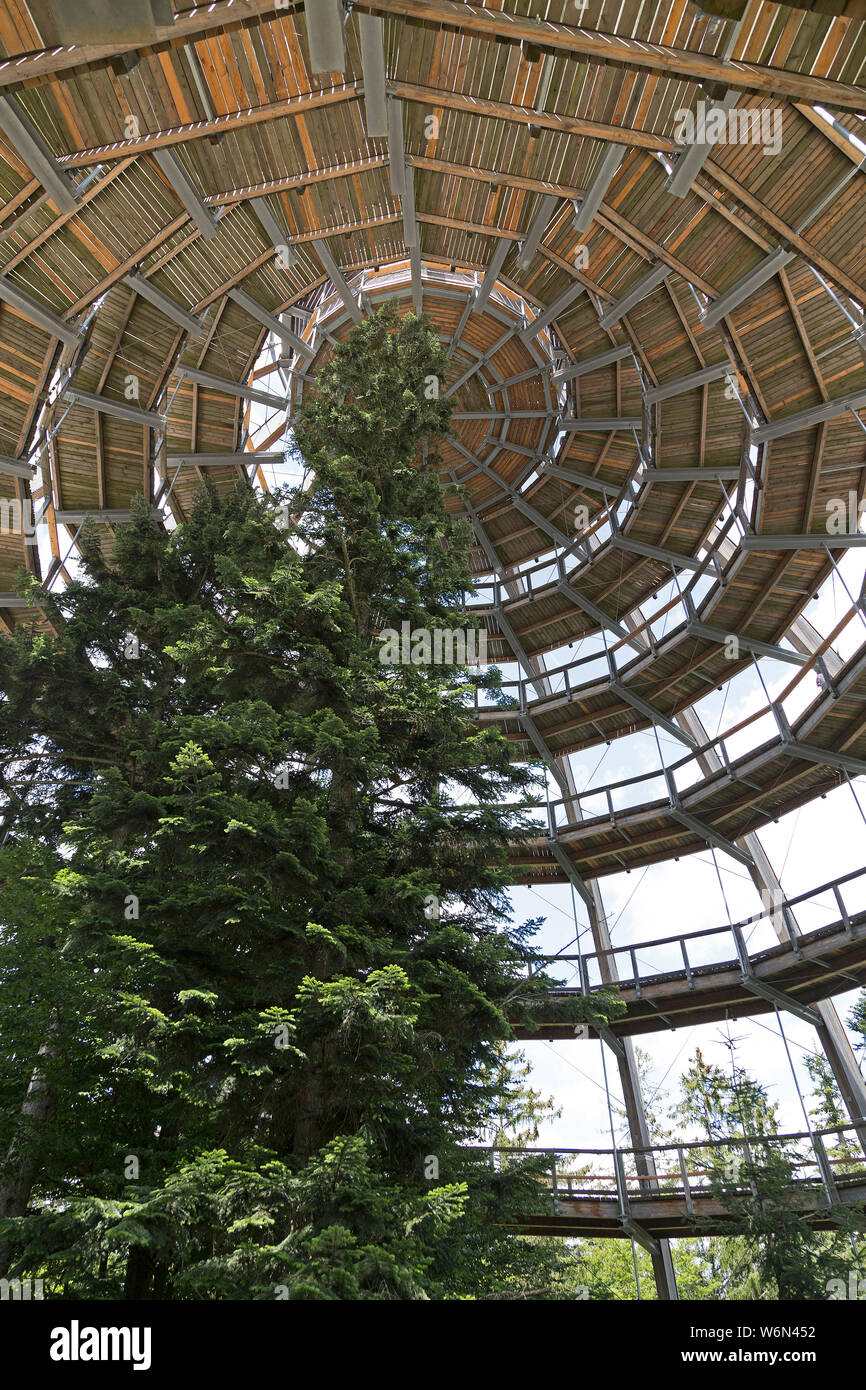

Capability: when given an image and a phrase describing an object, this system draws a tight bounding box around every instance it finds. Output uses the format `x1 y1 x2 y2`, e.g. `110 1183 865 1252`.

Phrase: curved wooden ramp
512 867 866 1040
518 1178 866 1240
473 1124 866 1242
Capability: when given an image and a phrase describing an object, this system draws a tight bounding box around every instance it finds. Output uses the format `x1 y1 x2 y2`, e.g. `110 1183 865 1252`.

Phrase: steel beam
410 244 423 312
610 678 697 748
599 264 671 330
574 143 624 234
176 366 285 410
124 274 204 336
521 279 585 339
686 619 808 665
522 713 571 795
738 975 822 1028
541 461 619 496
560 415 642 432
453 410 553 420
63 386 165 429
305 0 346 73
621 1216 661 1258
473 238 510 314
150 1 175 26
670 806 753 866
449 292 475 359
549 838 595 909
54 509 148 526
783 740 866 778
516 194 559 271
387 96 405 198
751 388 866 444
0 456 36 480
700 247 794 328
446 329 517 396
644 466 740 483
740 531 866 550
609 529 703 572
249 196 296 263
666 90 739 198
467 453 571 551
0 277 82 348
358 13 388 137
228 286 312 357
510 495 570 549
463 501 504 577
644 361 730 405
312 239 362 323
164 452 284 468
553 344 632 384
152 148 219 239
556 579 630 642
0 95 78 213
498 363 548 389
402 161 419 248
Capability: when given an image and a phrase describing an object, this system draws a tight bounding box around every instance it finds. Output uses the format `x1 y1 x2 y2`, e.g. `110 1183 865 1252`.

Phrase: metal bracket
670 806 753 867
738 974 822 1028
598 1024 626 1060
620 1216 661 1257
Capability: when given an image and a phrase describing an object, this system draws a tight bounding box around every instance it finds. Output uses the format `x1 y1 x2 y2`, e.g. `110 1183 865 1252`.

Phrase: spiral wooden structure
0 0 865 1297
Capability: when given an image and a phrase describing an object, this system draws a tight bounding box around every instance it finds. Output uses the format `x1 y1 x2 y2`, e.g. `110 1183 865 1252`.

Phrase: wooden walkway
470 1123 866 1242
512 866 866 1039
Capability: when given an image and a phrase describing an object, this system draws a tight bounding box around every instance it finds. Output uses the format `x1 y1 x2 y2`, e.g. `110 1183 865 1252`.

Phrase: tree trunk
293 1039 325 1162
0 1033 56 1276
123 1245 154 1300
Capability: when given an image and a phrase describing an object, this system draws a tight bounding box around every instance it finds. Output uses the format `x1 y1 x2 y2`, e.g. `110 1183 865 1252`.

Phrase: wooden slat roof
0 0 863 872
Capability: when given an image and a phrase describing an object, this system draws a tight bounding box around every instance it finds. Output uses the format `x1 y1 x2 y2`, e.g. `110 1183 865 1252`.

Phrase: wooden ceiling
0 0 864 877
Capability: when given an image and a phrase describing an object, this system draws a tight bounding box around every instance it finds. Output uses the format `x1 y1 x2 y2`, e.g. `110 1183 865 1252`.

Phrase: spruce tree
0 304 610 1299
677 1046 862 1299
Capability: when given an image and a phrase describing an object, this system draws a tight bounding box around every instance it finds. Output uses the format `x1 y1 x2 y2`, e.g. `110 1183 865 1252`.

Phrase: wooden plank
361 0 866 109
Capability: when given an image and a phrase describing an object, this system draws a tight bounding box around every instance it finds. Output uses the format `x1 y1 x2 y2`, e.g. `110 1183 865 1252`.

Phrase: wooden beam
46 91 864 312
2 0 864 115
793 104 866 166
0 455 36 479
360 1 866 110
1 0 866 119
206 157 389 208
417 151 866 309
396 81 675 154
0 1 288 89
700 157 866 306
55 87 362 167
